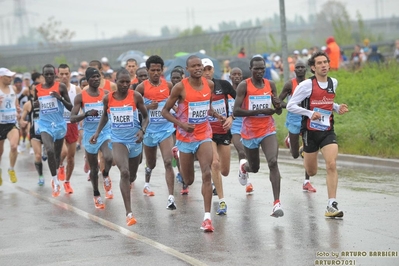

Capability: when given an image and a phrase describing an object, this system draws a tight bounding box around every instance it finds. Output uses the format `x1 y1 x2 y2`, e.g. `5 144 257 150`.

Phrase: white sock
52 175 59 185
144 182 150 188
246 179 250 185
204 212 211 221
328 198 336 206
219 198 225 204
304 180 310 185
9 167 14 171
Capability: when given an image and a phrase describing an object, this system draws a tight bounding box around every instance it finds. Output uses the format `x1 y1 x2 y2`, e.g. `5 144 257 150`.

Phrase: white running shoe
238 159 249 186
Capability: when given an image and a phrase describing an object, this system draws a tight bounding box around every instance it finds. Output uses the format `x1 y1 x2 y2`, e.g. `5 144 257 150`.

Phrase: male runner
287 51 349 218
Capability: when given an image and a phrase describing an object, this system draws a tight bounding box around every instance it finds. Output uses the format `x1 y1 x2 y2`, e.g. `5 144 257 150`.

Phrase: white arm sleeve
286 79 314 118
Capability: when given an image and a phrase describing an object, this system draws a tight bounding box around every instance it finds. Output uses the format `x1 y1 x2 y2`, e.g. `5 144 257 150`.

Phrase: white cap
23 72 31 80
71 71 79 77
0 68 16 77
321 46 327 51
106 69 114 74
101 57 109 63
293 50 300 55
199 49 206 54
274 55 281 62
201 58 214 68
302 48 308 55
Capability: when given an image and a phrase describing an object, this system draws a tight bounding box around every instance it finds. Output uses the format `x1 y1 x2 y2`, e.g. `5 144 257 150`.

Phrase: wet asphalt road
1 144 398 266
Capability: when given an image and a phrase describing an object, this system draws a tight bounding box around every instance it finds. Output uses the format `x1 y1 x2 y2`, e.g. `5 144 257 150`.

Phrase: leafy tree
37 16 75 49
213 34 233 55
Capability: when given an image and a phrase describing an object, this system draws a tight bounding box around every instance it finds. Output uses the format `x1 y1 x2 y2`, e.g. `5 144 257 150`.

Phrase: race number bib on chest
248 95 271 117
39 96 59 114
110 106 134 129
188 100 209 124
149 101 167 123
209 99 227 122
310 107 331 131
84 102 104 123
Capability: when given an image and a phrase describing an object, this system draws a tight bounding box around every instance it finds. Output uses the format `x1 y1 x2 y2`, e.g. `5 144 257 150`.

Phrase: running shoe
284 134 290 149
325 201 344 218
216 201 227 215
299 146 304 159
0 168 2 186
212 183 218 196
63 182 73 194
166 197 177 210
176 172 183 183
172 146 179 159
303 182 317 192
246 183 254 193
238 159 248 186
29 147 34 155
103 176 112 192
180 183 189 195
51 180 61 198
76 144 81 151
105 190 114 199
38 176 45 186
200 219 214 232
143 186 155 196
270 202 284 218
18 143 26 153
83 156 89 173
42 145 47 161
93 196 105 209
58 166 65 181
8 169 17 183
126 213 137 226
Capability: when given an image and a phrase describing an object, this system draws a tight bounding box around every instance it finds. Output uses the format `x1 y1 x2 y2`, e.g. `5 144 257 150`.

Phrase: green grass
275 63 399 159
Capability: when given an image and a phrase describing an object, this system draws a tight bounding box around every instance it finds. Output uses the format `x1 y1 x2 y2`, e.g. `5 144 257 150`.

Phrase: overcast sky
0 0 398 43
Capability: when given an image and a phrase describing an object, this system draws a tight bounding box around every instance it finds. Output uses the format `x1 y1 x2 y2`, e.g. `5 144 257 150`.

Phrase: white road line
15 185 208 266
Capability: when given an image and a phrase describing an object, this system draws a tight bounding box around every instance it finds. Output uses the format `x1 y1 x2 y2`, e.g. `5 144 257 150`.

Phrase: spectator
350 44 363 70
394 40 399 61
262 53 273 81
101 57 112 73
367 45 385 64
237 47 246 58
221 60 231 82
301 48 310 62
325 36 340 70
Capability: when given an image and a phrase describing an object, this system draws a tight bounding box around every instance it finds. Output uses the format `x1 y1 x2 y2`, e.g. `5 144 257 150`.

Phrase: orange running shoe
105 190 114 199
58 166 65 181
303 182 317 192
93 196 105 209
200 219 214 232
180 183 189 195
143 186 155 196
126 213 137 226
103 176 112 192
246 183 254 193
63 182 74 194
51 180 61 198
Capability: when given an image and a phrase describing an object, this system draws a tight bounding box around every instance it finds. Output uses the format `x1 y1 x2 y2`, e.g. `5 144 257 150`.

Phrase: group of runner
0 51 348 232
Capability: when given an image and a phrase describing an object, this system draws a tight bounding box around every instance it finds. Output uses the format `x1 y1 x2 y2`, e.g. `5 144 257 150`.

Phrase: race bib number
33 118 39 134
188 100 209 124
209 99 227 122
63 109 71 122
39 96 59 114
149 101 167 123
248 95 271 117
310 107 331 131
110 106 134 129
84 102 104 123
0 98 16 123
228 97 235 116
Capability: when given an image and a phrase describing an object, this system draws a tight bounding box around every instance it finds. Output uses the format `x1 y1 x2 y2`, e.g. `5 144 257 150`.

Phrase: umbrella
229 58 251 79
163 52 221 81
174 52 189 57
117 50 147 67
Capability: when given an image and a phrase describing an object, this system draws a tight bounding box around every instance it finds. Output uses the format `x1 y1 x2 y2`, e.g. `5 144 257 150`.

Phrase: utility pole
279 0 289 82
